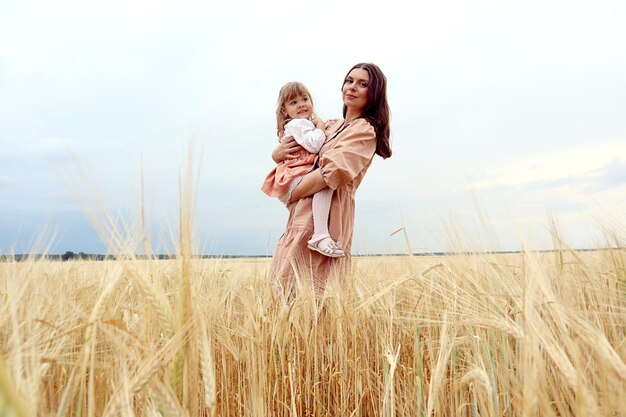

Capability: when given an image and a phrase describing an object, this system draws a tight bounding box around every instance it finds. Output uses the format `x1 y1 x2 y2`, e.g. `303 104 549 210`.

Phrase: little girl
262 82 345 258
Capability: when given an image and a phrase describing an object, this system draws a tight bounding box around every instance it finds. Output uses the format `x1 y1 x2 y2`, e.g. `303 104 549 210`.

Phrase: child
262 82 345 258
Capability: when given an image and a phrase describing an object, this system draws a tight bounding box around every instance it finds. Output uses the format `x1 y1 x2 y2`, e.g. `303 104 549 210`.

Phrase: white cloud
466 139 626 192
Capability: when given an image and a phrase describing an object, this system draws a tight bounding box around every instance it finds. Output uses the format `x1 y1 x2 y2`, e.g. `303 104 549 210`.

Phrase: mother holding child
262 62 392 297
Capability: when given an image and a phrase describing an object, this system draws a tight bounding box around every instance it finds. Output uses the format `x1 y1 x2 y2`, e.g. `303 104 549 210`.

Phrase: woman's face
342 68 369 113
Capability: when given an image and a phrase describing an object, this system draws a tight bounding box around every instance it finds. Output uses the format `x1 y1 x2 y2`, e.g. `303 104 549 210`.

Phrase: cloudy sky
1 0 625 256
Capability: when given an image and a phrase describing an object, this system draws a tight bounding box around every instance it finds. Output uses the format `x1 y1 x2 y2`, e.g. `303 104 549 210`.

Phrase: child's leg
309 188 345 257
278 176 303 205
312 187 333 238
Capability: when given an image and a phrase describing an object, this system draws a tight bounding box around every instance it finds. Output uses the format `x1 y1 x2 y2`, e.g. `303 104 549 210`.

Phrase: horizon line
0 247 610 262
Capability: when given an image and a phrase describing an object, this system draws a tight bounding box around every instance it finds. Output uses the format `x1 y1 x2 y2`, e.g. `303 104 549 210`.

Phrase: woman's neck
344 109 362 123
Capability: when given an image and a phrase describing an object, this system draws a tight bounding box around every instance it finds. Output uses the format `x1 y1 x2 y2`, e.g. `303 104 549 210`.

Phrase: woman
269 62 392 297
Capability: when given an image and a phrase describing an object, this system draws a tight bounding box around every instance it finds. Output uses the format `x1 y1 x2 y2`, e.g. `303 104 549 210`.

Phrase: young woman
269 63 392 297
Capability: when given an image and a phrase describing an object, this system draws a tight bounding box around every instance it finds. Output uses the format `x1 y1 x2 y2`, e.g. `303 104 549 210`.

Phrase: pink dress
268 118 377 295
261 119 325 198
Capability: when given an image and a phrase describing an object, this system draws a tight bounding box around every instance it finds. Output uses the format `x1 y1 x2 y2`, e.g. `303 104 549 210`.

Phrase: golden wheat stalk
199 319 216 416
426 311 455 416
103 321 191 417
0 355 29 417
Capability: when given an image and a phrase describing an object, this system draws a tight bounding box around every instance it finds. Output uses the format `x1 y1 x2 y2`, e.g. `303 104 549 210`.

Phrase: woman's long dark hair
342 63 392 159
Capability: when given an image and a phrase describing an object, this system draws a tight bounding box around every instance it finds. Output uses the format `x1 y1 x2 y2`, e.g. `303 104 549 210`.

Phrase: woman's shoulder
350 118 374 128
324 118 375 140
347 118 375 135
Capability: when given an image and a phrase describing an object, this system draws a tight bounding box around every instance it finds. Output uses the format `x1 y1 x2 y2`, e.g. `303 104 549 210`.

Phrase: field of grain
1 242 625 416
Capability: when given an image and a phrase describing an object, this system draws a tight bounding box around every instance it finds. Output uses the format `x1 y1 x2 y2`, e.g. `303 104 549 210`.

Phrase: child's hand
311 113 326 130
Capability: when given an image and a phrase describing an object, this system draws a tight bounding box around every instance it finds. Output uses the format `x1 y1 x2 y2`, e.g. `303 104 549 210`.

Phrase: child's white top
282 118 325 154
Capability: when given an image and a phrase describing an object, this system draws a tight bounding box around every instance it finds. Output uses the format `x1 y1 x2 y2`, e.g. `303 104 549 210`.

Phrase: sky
1 0 625 256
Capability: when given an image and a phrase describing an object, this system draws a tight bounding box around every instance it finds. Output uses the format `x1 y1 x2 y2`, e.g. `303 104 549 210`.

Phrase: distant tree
62 251 76 261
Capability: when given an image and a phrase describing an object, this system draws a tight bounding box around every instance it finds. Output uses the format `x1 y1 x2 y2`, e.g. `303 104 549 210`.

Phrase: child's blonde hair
276 82 314 133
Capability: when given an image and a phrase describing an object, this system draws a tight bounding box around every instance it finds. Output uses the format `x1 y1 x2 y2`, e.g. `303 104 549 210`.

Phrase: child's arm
286 118 326 154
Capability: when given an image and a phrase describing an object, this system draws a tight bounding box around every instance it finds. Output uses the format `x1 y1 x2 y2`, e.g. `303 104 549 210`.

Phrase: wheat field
1 239 625 416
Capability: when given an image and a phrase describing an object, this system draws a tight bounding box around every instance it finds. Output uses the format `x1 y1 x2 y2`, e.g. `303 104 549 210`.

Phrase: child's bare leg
307 188 345 258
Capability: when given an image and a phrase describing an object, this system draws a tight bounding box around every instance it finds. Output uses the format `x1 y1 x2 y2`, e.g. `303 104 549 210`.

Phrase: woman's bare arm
290 170 327 201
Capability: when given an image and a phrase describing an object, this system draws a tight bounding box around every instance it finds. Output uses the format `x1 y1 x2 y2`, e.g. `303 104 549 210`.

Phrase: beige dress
268 118 377 295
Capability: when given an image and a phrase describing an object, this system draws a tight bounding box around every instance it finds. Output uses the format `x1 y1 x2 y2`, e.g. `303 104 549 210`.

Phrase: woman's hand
272 136 303 163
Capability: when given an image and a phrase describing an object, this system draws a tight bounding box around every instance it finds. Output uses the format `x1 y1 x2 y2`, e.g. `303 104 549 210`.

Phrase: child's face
282 94 313 120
